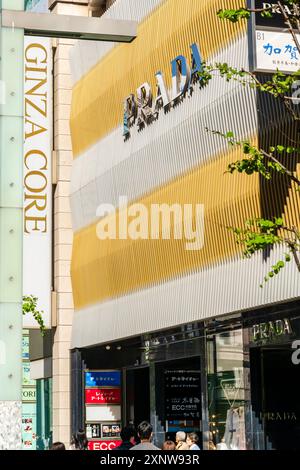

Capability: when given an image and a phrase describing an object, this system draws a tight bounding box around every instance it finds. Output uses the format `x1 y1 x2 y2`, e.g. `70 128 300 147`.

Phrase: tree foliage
23 295 46 336
203 1 300 285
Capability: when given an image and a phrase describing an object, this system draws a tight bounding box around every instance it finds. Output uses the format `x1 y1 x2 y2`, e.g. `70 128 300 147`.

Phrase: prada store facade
206 300 300 451
68 0 300 452
71 299 300 451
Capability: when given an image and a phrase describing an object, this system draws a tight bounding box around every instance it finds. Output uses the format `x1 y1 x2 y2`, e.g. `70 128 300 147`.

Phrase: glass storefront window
206 328 248 450
36 378 52 450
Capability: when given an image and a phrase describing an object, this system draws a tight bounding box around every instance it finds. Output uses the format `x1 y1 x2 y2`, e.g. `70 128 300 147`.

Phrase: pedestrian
130 421 160 450
50 442 66 450
162 440 176 450
113 425 136 450
208 431 216 450
216 438 228 450
175 431 189 450
69 429 88 450
186 432 201 450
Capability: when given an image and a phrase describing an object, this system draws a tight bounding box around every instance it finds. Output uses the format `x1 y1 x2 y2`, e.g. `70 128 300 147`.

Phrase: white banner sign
23 37 52 329
256 30 300 73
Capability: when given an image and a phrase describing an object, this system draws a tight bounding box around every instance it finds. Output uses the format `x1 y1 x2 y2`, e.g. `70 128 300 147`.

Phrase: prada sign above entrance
252 318 293 342
123 43 203 140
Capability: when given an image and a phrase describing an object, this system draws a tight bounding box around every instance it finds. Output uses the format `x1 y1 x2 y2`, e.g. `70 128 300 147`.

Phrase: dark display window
155 357 202 443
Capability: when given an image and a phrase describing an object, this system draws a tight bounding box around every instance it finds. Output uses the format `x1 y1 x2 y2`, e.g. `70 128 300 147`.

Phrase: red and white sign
85 388 121 405
88 440 122 451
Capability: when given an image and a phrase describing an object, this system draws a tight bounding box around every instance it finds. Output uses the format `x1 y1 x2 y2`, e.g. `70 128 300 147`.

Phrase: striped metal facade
69 0 300 349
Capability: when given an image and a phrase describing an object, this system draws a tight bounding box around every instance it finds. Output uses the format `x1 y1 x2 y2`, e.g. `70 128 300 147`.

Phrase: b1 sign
256 30 300 72
23 36 52 328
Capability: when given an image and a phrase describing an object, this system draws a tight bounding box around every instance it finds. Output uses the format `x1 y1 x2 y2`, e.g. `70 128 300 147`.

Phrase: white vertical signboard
23 37 52 328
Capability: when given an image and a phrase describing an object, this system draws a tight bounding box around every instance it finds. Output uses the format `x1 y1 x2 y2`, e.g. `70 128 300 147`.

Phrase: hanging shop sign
123 43 202 140
85 370 121 387
85 388 121 405
250 1 300 72
23 36 52 329
84 370 122 450
88 440 122 451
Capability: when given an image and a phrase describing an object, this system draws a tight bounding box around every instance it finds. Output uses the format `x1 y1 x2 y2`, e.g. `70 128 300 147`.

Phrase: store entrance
125 367 150 428
250 346 300 450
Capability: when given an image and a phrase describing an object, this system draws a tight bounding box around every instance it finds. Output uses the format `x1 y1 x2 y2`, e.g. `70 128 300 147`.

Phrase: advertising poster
23 362 36 387
22 404 37 450
101 424 121 438
22 335 30 360
22 332 37 450
86 423 101 440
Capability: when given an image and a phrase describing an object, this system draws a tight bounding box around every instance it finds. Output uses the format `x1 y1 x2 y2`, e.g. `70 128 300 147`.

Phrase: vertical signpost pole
0 0 24 449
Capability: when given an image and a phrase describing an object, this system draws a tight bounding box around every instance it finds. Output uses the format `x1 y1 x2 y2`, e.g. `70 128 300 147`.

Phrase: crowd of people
49 422 201 451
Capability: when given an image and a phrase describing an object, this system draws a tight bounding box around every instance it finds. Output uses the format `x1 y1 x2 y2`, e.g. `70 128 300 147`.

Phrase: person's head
176 431 186 444
50 442 65 451
71 429 88 450
162 440 176 450
120 426 136 444
186 432 199 447
137 421 153 442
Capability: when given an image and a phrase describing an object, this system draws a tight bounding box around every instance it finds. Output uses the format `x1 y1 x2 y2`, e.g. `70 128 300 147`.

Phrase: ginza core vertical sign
23 37 52 329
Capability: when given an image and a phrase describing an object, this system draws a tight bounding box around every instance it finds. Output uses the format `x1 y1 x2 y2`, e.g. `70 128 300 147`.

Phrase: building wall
50 0 88 445
69 0 300 349
0 0 24 450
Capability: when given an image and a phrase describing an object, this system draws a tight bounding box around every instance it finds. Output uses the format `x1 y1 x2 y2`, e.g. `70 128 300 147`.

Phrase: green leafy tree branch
199 63 300 120
200 1 300 285
23 295 46 336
